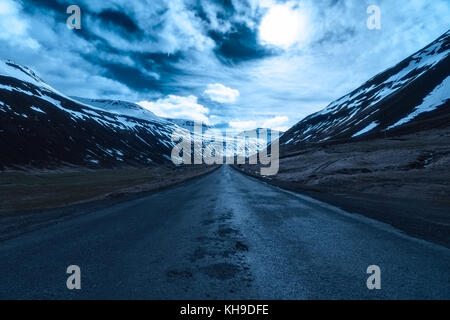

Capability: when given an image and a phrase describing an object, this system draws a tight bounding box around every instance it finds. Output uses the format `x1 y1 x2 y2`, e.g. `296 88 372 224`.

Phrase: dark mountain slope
280 30 450 148
0 61 178 169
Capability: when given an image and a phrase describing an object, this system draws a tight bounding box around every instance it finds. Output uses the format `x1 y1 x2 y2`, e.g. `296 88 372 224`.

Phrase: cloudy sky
1 0 449 131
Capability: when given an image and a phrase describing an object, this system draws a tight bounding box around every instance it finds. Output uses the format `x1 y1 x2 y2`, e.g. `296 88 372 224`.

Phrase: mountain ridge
0 62 269 169
280 29 450 147
0 60 181 169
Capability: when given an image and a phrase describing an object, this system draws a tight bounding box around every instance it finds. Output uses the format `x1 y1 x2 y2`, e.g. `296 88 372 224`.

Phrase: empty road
0 165 449 299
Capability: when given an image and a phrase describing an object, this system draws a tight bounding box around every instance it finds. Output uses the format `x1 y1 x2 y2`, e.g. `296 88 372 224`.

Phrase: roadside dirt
235 127 450 248
0 165 219 242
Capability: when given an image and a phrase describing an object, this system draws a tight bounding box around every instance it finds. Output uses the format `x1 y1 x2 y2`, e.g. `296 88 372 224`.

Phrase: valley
1 0 449 302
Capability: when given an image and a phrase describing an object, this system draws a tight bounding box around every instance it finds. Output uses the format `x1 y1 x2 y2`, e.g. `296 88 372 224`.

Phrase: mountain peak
73 97 161 123
0 60 50 91
281 30 450 146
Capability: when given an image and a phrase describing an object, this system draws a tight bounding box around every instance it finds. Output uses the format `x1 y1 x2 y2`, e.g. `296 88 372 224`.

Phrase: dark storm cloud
16 0 194 95
20 1 132 44
23 0 143 38
193 0 237 18
81 50 185 93
2 0 449 128
209 23 274 64
96 9 144 38
190 0 274 63
21 0 68 13
15 0 272 97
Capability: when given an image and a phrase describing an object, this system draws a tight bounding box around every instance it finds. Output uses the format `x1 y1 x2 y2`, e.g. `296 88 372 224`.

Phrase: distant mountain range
73 98 211 132
280 30 450 147
0 62 268 169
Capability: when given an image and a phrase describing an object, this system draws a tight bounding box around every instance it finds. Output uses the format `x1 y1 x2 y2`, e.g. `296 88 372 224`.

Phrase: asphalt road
0 165 449 299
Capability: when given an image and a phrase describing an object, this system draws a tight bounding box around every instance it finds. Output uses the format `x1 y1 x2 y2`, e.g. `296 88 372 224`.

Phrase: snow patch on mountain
75 97 162 123
281 30 450 146
388 75 450 129
352 122 379 137
0 60 53 91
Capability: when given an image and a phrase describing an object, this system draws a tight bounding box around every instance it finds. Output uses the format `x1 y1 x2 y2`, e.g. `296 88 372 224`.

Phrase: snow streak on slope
0 60 273 168
0 60 182 168
281 30 450 146
74 97 162 123
352 122 379 138
73 101 268 158
0 60 54 92
388 75 450 129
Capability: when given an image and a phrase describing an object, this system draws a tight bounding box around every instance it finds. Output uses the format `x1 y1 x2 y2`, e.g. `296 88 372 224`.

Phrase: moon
259 5 307 48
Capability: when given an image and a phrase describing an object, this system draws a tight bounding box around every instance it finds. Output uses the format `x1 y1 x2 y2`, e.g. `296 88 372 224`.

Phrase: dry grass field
0 165 217 213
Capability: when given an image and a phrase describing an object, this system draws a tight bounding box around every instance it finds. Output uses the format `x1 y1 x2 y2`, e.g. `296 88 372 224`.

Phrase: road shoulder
232 165 450 249
0 165 220 242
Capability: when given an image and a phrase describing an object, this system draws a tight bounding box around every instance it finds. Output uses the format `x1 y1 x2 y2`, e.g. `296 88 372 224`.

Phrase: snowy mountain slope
71 99 273 158
0 60 56 93
0 60 272 169
165 118 212 132
0 60 180 169
280 30 450 146
74 97 162 123
66 99 268 158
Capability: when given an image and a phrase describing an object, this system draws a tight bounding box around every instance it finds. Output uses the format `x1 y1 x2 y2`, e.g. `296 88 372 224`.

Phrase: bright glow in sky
1 0 449 131
259 4 308 48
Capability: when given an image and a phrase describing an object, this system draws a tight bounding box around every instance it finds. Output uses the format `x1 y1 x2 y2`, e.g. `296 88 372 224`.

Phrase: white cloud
83 0 214 54
229 116 289 132
137 95 210 123
2 0 449 131
229 120 258 131
0 0 39 50
262 116 289 131
204 83 240 103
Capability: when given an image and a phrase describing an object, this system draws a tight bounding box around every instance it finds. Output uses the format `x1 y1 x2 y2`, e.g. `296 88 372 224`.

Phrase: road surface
0 166 449 299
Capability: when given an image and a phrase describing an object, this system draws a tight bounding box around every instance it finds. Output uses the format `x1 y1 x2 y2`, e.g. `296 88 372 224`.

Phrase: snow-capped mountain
238 128 283 143
68 99 273 158
165 118 212 132
280 30 450 146
0 60 272 169
72 98 208 133
74 97 162 123
0 60 180 169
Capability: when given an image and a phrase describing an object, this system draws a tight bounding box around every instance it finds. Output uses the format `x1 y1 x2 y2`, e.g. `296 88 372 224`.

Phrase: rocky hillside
0 61 272 169
0 60 179 169
280 30 450 148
